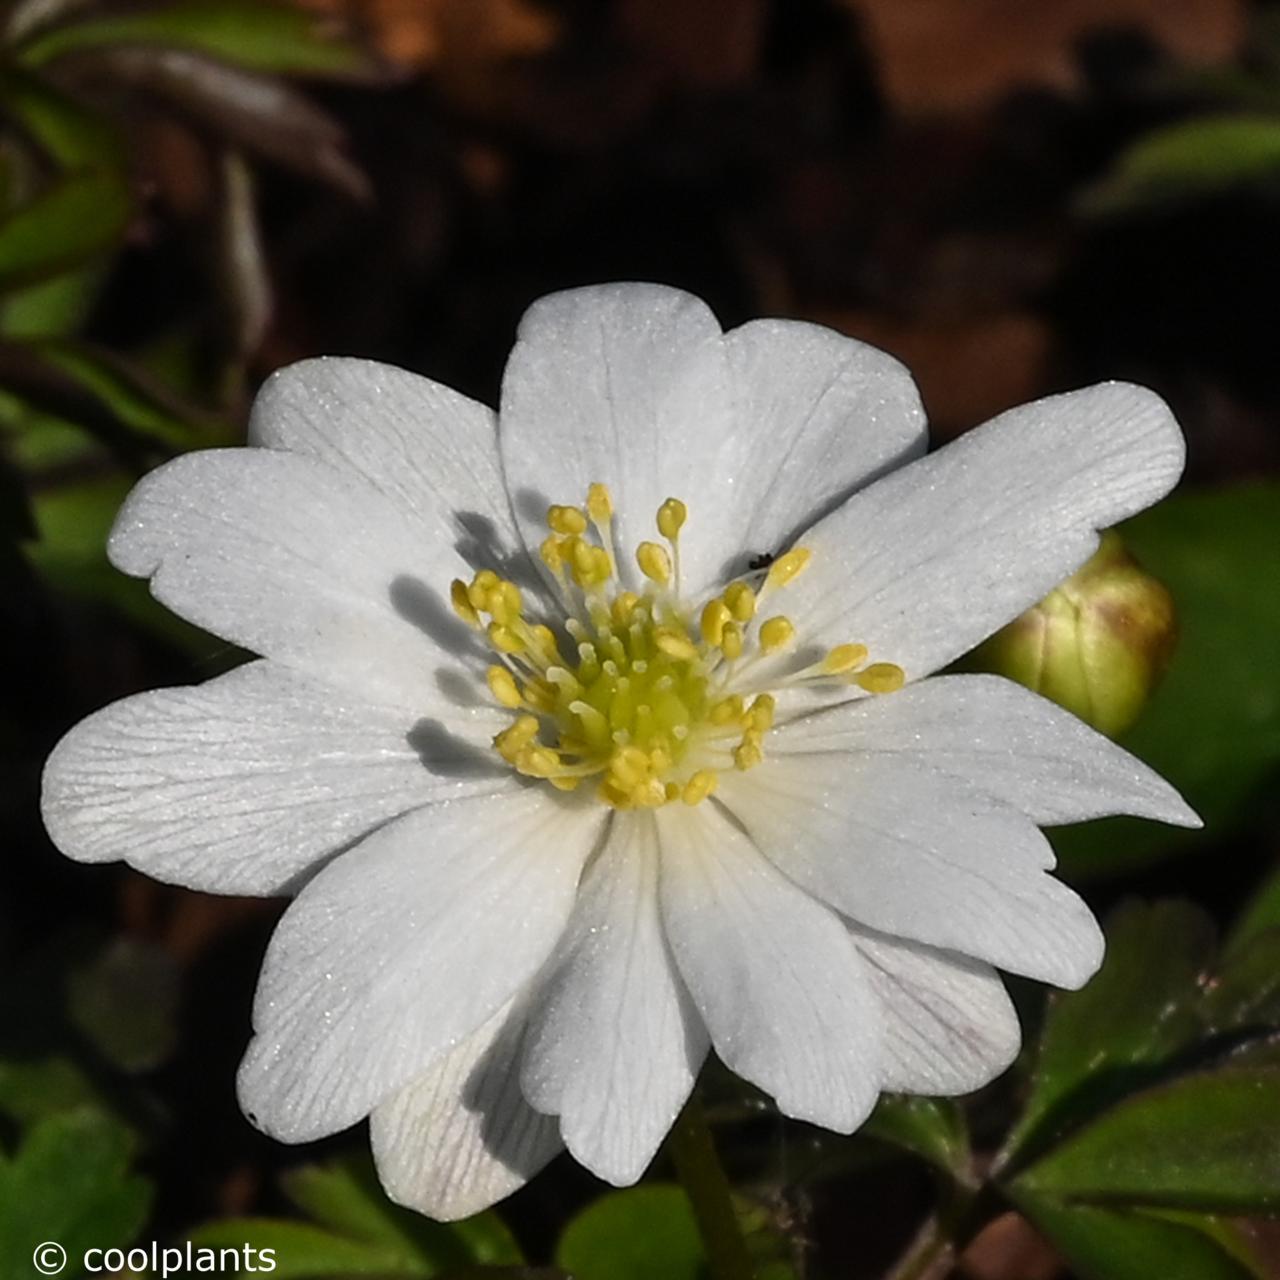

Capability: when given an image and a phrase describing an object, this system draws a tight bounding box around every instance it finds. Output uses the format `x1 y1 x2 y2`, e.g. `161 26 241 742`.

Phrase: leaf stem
667 1095 756 1280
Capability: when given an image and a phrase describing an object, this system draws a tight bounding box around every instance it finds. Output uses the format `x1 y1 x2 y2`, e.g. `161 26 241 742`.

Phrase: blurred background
2 1 1280 1277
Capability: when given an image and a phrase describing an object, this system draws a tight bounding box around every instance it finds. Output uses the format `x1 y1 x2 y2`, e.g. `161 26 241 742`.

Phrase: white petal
521 812 708 1185
237 791 603 1142
656 803 880 1132
41 660 511 896
717 318 926 572
109 448 492 705
776 674 1199 828
248 357 525 567
371 997 561 1222
498 284 739 598
849 925 1021 1095
718 755 1103 989
777 383 1186 681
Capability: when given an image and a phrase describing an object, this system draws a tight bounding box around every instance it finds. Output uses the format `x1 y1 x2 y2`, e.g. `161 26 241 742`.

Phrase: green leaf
1012 1198 1260 1280
1016 1066 1280 1212
18 1 388 81
0 1109 151 1279
863 1095 971 1180
0 169 130 291
184 1218 429 1278
0 264 107 338
0 1057 102 1128
1004 900 1215 1165
0 67 122 168
68 937 181 1074
1226 862 1280 960
1054 484 1280 878
280 1153 522 1268
556 1184 705 1280
1199 930 1280 1035
1085 116 1280 214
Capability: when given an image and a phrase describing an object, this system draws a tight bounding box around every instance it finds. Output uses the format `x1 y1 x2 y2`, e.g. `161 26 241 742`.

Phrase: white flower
42 283 1198 1220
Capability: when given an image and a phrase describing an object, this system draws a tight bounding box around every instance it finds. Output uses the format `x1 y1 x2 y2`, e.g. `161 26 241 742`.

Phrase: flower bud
969 530 1177 738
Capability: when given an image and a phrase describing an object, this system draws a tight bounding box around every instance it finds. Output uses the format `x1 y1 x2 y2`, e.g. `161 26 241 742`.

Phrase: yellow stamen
587 483 614 524
682 770 718 805
450 579 480 627
700 599 731 647
636 541 672 586
724 582 756 622
657 497 687 541
488 622 525 654
486 666 523 709
759 616 796 654
821 643 869 675
855 662 906 694
765 548 811 591
721 622 744 661
548 504 588 536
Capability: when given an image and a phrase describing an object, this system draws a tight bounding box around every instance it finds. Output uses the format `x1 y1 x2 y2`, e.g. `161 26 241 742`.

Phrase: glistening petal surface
41 660 510 896
775 674 1199 827
371 997 561 1222
249 356 526 568
521 812 708 1186
499 284 737 597
238 791 603 1142
718 756 1104 989
108 449 492 706
849 926 1021 1094
716 318 926 573
656 802 881 1132
774 383 1186 682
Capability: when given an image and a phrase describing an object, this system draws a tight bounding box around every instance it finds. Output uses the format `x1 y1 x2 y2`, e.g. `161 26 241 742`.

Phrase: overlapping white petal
109 449 491 706
238 791 603 1142
249 356 526 572
718 755 1103 989
770 382 1186 683
656 802 881 1132
499 286 929 598
521 813 708 1185
371 997 562 1222
849 926 1021 1095
718 318 926 570
41 660 510 896
774 674 1199 828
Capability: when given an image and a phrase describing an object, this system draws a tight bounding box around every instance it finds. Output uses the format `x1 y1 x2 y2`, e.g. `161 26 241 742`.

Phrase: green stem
668 1096 756 1280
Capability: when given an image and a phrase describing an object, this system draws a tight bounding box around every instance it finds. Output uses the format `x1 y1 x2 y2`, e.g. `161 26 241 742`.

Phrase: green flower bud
970 530 1177 738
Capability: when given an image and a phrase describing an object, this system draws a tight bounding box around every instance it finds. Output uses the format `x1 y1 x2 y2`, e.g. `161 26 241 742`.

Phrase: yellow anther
822 643 869 675
657 498 687 541
653 627 697 662
636 541 672 586
549 775 582 792
450 579 480 627
488 579 523 624
522 679 557 713
759 616 796 654
709 694 745 726
724 582 757 622
612 591 641 626
855 662 906 694
494 715 540 761
765 548 812 591
587 483 614 524
720 622 744 661
682 769 718 805
733 731 764 771
467 569 500 611
700 599 731 647
487 621 525 654
548 505 588 536
540 535 565 575
747 694 776 732
487 665 523 709
527 623 560 660
665 781 683 803
520 746 562 777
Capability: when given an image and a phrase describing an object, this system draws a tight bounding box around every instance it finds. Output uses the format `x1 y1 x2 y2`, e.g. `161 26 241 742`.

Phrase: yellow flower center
450 484 904 810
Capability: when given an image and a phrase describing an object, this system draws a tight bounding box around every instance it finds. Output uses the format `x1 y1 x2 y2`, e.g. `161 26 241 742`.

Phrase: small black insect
747 551 776 572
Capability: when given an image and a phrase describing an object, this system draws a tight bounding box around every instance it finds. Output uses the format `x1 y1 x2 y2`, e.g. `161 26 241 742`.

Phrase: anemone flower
42 283 1198 1220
